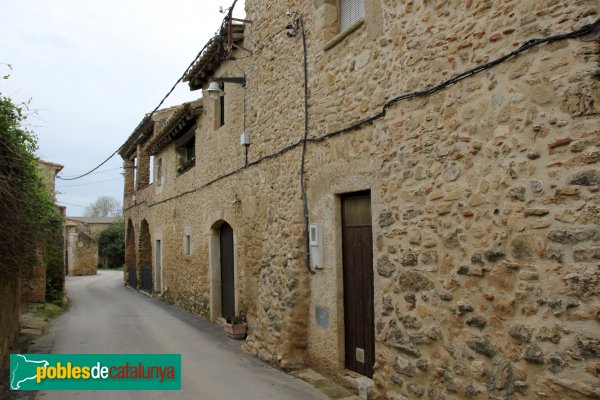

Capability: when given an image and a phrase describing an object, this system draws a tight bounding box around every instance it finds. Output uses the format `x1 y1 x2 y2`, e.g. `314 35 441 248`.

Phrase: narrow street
29 270 329 400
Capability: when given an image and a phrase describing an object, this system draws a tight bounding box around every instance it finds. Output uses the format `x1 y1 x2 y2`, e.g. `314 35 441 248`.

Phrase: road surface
29 270 328 400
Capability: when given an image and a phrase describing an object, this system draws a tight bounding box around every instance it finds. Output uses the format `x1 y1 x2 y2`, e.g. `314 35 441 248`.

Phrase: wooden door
220 223 235 319
342 192 374 377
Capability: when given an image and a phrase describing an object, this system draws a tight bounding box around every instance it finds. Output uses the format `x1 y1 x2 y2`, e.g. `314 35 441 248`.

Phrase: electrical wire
56 201 88 208
312 17 600 142
232 27 287 60
125 17 600 214
58 167 124 179
58 177 122 188
298 17 314 275
57 0 242 182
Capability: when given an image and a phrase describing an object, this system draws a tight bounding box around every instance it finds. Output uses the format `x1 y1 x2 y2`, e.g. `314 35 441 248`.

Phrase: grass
30 303 64 322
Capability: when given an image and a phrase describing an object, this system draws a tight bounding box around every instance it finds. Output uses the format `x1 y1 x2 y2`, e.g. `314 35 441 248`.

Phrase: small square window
339 0 365 32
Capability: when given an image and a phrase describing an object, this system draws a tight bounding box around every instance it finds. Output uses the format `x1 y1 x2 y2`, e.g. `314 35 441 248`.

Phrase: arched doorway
138 220 153 293
219 222 235 319
125 219 137 288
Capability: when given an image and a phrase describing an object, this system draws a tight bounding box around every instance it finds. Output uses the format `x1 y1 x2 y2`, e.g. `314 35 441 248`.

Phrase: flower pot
223 322 247 340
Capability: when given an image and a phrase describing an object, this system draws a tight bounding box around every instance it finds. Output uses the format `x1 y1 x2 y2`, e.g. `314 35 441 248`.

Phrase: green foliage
98 219 125 269
0 88 64 283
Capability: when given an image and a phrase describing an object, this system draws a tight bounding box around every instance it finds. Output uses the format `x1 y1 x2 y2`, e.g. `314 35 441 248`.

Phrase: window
176 135 195 174
133 157 138 191
215 82 225 129
318 0 369 49
340 0 365 32
149 156 154 184
156 158 163 186
184 234 191 256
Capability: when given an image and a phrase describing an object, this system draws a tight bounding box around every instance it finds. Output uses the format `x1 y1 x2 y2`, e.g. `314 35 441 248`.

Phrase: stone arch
125 219 137 288
209 220 238 321
138 219 153 293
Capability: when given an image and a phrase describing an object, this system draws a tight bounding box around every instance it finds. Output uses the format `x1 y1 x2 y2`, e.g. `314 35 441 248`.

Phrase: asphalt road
29 270 328 400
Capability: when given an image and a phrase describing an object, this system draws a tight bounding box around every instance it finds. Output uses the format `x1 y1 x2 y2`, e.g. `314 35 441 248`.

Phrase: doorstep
336 369 374 399
291 368 356 399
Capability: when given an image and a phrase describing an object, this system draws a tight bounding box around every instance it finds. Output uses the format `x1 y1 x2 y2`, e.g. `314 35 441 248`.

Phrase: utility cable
57 0 243 181
298 17 314 274
125 17 600 213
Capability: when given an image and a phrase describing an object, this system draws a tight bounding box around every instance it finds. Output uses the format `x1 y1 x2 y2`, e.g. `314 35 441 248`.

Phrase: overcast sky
1 0 245 216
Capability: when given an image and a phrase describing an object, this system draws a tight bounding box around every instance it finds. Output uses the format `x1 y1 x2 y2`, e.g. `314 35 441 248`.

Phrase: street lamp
207 76 246 101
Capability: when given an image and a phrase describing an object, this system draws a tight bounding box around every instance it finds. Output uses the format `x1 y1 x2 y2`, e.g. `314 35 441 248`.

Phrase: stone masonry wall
70 232 98 276
243 0 600 398
123 0 599 398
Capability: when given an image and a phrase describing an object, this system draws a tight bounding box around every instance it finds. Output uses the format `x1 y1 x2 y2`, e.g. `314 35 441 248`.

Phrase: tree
85 196 122 217
0 83 64 284
98 219 124 269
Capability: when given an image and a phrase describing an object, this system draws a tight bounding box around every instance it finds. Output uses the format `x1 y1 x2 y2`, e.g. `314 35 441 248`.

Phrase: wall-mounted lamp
207 76 246 101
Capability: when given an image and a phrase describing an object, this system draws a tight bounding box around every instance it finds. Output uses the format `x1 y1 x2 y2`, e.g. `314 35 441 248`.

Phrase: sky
1 0 245 216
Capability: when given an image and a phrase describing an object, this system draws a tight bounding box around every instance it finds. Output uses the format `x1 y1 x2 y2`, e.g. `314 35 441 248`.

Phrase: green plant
0 87 64 281
98 219 125 269
226 315 246 324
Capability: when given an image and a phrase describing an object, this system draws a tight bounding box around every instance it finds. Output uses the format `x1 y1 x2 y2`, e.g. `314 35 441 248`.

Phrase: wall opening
209 220 237 321
138 219 153 293
125 219 137 288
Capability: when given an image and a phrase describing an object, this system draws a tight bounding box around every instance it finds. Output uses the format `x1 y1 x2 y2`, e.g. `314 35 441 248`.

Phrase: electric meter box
309 224 324 269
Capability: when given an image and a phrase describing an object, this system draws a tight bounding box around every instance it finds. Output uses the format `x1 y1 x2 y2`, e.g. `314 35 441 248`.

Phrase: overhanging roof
183 23 245 91
119 115 154 160
147 100 203 155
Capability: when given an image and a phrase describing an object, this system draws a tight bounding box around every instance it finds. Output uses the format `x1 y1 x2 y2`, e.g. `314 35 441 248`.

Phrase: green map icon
10 354 49 390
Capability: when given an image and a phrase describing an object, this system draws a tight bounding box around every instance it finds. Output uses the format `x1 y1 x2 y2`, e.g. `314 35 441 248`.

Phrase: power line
58 177 122 188
58 167 123 179
124 17 600 213
56 201 87 208
57 0 241 182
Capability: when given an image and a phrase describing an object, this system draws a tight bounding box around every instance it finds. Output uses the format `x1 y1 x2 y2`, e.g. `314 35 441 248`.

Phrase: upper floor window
133 157 138 190
176 134 195 174
156 158 163 186
215 82 225 129
149 156 155 185
340 0 365 32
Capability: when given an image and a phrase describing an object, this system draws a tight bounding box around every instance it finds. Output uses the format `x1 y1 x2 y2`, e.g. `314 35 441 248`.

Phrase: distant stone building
65 217 116 276
21 160 64 303
121 2 600 399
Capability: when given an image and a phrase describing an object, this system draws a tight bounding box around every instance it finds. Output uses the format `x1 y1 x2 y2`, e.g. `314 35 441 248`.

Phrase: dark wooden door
342 192 374 377
220 223 235 319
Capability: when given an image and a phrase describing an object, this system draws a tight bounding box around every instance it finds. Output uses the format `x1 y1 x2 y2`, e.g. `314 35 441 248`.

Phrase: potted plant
223 315 247 340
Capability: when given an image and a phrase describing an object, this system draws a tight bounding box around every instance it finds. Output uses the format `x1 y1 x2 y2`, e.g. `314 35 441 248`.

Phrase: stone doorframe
154 231 163 294
208 219 238 321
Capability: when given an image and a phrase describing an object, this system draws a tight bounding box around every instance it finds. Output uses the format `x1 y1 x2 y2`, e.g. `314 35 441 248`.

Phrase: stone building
65 217 116 275
21 160 65 303
121 2 600 399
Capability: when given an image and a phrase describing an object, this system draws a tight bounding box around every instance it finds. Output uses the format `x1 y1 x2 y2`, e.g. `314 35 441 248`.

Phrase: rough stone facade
122 1 599 399
65 217 115 276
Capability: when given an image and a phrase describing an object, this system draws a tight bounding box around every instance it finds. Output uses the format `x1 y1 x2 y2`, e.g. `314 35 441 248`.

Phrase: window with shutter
340 0 365 32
